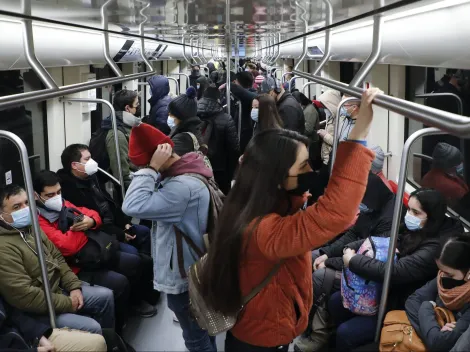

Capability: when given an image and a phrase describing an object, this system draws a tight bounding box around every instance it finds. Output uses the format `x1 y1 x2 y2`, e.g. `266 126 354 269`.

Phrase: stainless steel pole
167 77 180 95
0 131 57 328
225 0 231 116
415 93 463 116
138 1 155 73
101 0 124 77
170 73 190 91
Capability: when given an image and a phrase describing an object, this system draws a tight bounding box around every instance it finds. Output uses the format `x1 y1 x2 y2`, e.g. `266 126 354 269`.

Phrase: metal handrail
170 73 190 90
349 12 383 87
167 77 180 95
415 93 463 116
303 82 316 97
282 72 293 84
98 167 121 185
237 100 242 140
0 130 57 328
330 97 361 174
225 0 231 116
312 0 333 76
61 98 126 200
101 0 124 77
291 70 470 137
181 37 192 66
268 34 281 66
138 1 154 72
413 152 433 162
293 0 308 71
375 127 446 341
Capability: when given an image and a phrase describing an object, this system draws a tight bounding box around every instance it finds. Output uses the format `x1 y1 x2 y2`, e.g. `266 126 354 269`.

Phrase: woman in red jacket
200 88 382 351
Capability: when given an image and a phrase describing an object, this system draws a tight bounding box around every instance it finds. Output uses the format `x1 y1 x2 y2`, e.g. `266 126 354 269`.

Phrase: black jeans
225 331 289 352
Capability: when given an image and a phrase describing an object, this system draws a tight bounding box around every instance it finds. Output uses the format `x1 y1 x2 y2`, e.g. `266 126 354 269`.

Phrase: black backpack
89 125 129 172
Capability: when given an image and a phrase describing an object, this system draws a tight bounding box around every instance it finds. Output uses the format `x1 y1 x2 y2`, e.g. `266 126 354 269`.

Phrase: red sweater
231 142 374 347
38 200 102 274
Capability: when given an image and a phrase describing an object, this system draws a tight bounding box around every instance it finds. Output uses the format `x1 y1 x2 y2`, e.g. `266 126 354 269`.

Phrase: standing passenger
250 94 283 136
199 88 382 351
123 123 217 352
189 65 201 89
316 90 342 166
148 75 172 135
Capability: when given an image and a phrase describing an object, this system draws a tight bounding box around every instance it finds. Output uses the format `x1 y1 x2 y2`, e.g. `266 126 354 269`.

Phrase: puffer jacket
197 97 240 193
231 142 374 347
277 92 305 134
169 116 204 157
319 90 342 165
148 75 172 135
345 216 464 310
0 225 81 314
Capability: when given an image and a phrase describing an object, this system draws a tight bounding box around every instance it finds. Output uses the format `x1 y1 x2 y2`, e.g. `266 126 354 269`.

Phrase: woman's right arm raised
256 88 382 260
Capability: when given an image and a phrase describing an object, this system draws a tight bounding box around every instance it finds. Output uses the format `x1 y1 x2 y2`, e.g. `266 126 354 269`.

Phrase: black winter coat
345 216 464 310
230 84 257 153
169 116 204 157
406 278 470 352
277 92 305 134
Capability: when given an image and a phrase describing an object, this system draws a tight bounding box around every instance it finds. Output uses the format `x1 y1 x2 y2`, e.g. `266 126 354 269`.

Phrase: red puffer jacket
38 200 102 274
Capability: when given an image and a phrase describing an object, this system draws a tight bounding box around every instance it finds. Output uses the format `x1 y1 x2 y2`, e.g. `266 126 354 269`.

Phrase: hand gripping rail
60 98 126 201
0 130 57 328
0 0 155 111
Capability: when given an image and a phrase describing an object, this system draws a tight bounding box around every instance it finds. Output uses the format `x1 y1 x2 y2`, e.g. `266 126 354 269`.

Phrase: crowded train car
0 0 470 351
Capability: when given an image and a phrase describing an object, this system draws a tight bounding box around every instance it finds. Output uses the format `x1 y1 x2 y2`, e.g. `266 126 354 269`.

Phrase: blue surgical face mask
457 163 464 176
2 206 32 229
404 211 423 231
197 83 201 90
250 108 259 122
167 116 176 129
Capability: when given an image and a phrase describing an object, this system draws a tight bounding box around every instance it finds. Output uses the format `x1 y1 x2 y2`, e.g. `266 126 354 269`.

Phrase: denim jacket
122 168 209 294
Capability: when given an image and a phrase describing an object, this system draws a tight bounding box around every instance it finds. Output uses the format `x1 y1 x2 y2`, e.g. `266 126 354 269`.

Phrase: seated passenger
328 188 463 351
199 88 382 351
197 84 240 194
250 94 283 136
148 75 172 135
0 296 106 352
33 171 157 325
406 235 470 352
422 142 468 206
0 184 114 334
168 87 205 157
123 123 217 352
370 145 394 192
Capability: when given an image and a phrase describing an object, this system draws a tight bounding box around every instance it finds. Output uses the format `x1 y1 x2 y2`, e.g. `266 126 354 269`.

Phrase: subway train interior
1 0 470 351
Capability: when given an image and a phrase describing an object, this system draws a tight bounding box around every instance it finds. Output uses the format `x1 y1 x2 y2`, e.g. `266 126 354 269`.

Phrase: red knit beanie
128 123 175 166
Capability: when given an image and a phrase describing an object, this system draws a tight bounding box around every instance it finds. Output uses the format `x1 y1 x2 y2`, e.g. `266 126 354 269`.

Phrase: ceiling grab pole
312 0 333 76
182 37 192 66
0 130 58 328
374 128 446 342
225 0 231 115
21 0 58 90
138 1 155 73
289 0 308 92
101 0 124 77
269 32 281 66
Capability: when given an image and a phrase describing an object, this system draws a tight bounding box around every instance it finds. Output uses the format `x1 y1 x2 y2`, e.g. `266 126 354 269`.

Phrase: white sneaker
173 313 179 323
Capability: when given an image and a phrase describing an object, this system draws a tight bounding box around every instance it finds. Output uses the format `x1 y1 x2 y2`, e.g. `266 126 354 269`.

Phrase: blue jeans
328 291 377 352
167 291 217 352
56 285 114 334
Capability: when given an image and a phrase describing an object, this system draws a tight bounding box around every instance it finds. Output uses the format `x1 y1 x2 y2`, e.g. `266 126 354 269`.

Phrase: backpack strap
184 132 200 152
174 225 205 279
241 260 284 306
315 268 337 307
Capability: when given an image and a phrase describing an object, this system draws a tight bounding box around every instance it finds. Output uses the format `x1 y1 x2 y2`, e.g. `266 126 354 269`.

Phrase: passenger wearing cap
422 142 468 205
370 145 394 192
167 87 204 157
123 123 216 352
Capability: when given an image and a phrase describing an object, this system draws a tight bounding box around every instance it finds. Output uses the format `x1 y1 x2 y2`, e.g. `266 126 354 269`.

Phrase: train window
0 70 48 188
406 67 470 224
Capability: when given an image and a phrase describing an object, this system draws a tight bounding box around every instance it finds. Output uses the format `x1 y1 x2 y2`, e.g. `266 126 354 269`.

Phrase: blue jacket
122 168 209 294
148 75 172 135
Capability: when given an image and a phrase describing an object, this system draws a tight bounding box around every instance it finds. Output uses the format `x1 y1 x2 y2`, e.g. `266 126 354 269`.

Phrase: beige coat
319 90 342 165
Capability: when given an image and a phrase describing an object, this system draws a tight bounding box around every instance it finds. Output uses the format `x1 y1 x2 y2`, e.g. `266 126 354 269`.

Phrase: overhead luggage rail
61 98 126 201
374 127 446 341
0 130 57 328
415 93 463 116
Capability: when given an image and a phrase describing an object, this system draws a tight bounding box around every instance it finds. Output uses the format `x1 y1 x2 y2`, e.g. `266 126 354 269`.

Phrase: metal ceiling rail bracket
329 97 361 174
61 98 126 201
415 93 463 116
291 70 470 137
289 1 308 92
181 37 193 66
138 1 155 73
0 130 57 328
167 77 180 95
21 0 58 90
225 0 231 116
312 0 333 76
101 0 124 77
170 73 190 90
349 12 383 87
302 82 316 96
189 37 199 64
268 33 281 66
374 127 446 342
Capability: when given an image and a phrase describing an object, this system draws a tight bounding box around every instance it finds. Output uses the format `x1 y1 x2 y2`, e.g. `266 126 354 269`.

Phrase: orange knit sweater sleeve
255 141 374 260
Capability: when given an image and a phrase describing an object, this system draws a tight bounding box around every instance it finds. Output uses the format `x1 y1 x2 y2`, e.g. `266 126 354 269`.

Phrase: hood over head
318 89 341 118
148 75 170 100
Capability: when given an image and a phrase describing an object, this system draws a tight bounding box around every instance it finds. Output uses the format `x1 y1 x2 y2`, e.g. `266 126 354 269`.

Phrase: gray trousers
451 326 470 352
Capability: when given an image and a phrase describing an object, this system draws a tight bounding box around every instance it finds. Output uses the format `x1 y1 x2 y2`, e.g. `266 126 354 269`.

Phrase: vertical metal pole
139 2 154 73
235 36 240 73
21 0 58 90
374 128 445 341
101 0 124 77
0 131 57 328
237 101 242 140
225 0 231 116
329 97 361 174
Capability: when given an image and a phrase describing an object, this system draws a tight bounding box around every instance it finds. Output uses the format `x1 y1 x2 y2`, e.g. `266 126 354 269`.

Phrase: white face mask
75 159 99 176
167 116 176 129
122 111 142 127
43 194 63 212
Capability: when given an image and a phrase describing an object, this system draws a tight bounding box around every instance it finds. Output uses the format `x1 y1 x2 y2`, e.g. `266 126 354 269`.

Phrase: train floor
123 293 297 351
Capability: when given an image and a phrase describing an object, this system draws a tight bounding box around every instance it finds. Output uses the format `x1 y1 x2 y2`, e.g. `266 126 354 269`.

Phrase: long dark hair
200 129 309 314
398 188 447 255
256 94 283 132
436 235 470 273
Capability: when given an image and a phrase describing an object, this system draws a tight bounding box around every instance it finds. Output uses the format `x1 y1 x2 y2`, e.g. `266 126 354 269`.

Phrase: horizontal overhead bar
292 69 470 137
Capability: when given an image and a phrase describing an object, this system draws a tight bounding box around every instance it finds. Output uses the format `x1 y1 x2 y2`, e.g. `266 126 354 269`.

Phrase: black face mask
441 277 466 290
287 171 317 197
134 105 141 118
